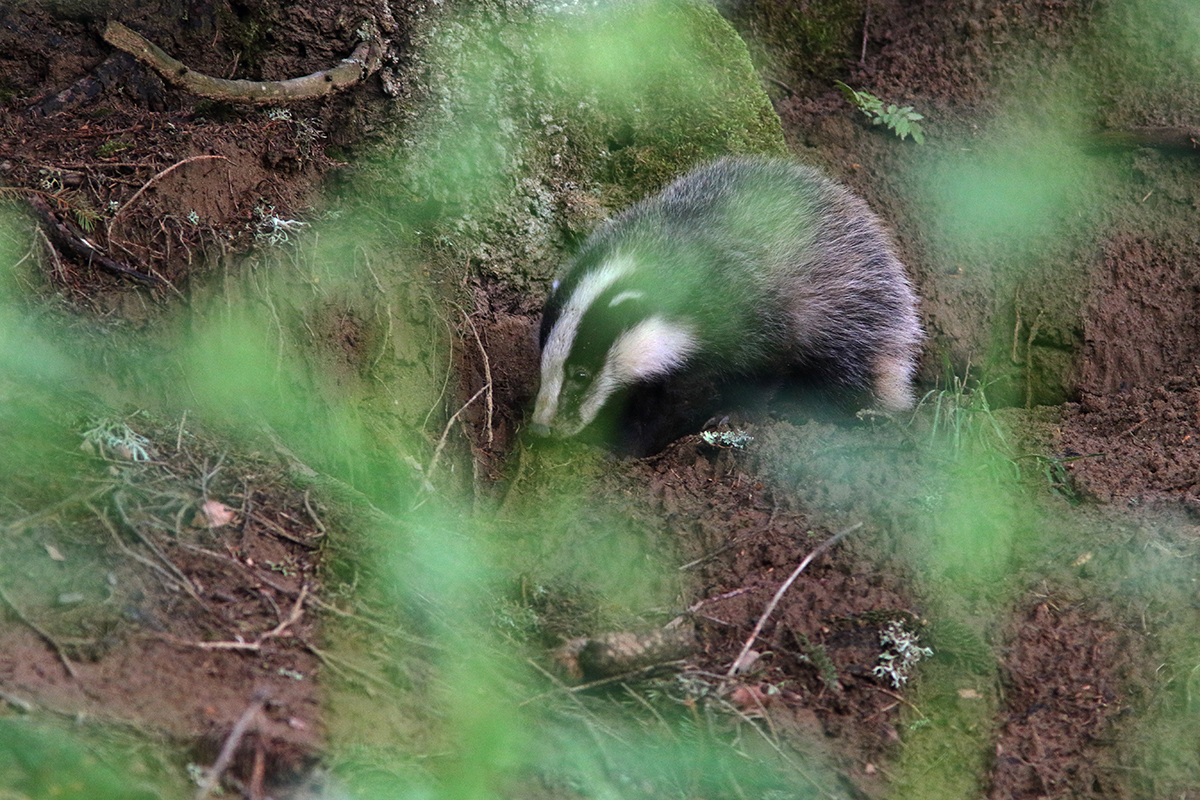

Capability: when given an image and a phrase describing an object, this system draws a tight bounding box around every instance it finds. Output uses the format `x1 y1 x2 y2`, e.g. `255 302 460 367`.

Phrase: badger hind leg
871 352 917 411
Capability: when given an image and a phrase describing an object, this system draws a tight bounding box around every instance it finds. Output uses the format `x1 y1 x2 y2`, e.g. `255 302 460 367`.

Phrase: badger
531 156 922 454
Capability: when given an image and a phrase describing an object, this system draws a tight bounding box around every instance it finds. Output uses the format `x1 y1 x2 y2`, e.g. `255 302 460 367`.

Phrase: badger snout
529 421 553 438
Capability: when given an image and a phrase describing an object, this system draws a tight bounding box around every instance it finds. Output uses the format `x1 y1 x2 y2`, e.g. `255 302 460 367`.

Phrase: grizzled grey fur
532 156 922 453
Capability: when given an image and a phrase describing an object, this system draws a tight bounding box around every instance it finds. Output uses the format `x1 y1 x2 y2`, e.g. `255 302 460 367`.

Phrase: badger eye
570 367 590 382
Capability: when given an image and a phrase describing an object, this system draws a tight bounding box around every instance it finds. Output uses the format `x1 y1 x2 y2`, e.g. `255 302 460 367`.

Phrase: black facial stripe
540 244 616 351
585 275 659 359
539 293 564 350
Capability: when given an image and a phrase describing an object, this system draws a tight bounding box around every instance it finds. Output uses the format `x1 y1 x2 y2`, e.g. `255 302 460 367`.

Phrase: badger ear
611 317 698 382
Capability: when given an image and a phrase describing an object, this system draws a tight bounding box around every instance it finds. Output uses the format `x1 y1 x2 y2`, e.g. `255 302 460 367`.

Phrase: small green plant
919 372 1007 456
96 138 133 158
1012 452 1100 504
72 203 101 233
835 81 925 144
265 559 295 577
791 630 840 693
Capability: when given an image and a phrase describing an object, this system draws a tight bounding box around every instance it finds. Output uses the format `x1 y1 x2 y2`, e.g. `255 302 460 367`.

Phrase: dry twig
764 76 794 96
423 383 490 486
714 695 837 799
520 658 687 706
175 541 299 598
181 585 309 652
0 689 34 713
112 492 204 600
91 501 189 590
248 509 319 548
107 154 228 231
303 642 398 694
4 486 110 535
30 194 164 285
194 690 268 800
459 309 495 446
521 659 632 747
687 586 753 612
0 583 77 678
871 685 927 718
302 488 326 536
726 522 863 677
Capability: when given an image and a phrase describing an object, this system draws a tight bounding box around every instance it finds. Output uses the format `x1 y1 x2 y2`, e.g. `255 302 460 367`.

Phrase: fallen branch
33 52 140 117
1087 127 1200 153
726 522 863 677
104 21 382 105
29 195 164 286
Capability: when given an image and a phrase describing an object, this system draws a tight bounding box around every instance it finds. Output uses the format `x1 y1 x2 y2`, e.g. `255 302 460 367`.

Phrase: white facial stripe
575 316 697 430
608 290 644 307
533 257 634 429
576 364 621 434
610 317 698 382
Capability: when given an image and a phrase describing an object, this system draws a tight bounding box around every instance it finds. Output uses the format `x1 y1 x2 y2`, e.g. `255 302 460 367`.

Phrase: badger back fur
532 156 922 453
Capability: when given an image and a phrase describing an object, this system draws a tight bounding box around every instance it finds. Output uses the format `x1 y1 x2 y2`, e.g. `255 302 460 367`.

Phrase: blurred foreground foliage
3 0 1200 797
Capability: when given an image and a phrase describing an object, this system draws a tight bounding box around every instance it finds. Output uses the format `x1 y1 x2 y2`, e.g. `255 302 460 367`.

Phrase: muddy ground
2 0 1200 798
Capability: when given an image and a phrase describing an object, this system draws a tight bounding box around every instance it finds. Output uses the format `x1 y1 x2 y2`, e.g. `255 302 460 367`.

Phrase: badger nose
529 422 552 438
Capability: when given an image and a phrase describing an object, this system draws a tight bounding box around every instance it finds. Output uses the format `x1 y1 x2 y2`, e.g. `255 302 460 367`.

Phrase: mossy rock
380 0 788 287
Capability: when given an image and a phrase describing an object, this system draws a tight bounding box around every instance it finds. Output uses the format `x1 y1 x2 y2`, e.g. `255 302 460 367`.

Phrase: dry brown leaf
196 500 238 528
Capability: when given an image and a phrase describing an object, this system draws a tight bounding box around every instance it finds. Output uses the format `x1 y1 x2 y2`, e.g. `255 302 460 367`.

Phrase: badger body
532 157 922 453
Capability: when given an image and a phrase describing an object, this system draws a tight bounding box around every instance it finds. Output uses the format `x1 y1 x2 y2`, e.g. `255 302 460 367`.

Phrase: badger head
531 258 698 440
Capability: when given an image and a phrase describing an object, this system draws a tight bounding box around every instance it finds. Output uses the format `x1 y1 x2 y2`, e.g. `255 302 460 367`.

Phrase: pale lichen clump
874 620 934 688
